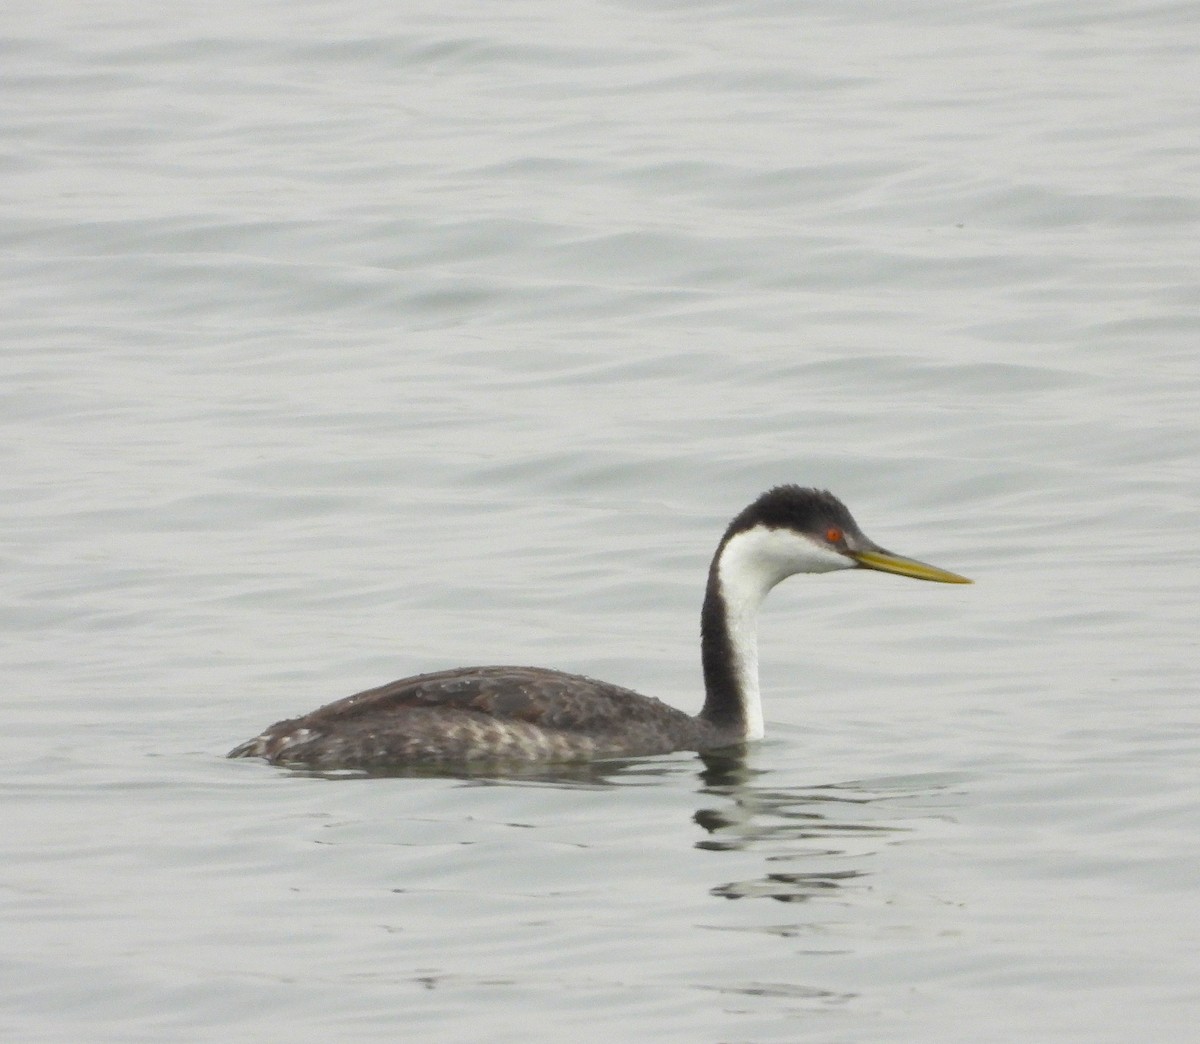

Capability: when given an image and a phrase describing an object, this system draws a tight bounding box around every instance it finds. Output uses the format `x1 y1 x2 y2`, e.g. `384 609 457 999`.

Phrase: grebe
228 486 970 770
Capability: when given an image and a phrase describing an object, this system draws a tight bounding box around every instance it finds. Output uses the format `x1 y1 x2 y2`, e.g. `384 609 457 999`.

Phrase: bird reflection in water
694 751 963 904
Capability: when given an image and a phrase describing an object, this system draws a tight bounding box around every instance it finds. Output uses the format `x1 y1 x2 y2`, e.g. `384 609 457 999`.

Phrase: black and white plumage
228 486 970 771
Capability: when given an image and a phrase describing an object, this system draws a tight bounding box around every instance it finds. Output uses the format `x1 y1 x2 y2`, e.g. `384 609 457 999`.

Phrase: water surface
3 1 1198 1040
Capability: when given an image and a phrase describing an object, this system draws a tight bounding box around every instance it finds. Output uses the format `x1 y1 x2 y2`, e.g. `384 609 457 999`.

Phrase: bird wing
291 664 686 734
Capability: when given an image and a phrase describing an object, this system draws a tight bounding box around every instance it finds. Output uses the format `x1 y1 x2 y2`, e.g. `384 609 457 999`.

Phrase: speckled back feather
228 666 732 769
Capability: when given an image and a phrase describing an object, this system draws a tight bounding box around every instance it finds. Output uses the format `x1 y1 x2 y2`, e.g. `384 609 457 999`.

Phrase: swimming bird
228 486 970 770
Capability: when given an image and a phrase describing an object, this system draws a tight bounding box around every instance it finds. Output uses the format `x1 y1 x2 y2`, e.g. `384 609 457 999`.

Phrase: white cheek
720 527 853 597
777 535 855 576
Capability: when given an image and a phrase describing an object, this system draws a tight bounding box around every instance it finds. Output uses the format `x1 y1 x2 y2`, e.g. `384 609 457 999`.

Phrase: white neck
711 525 853 740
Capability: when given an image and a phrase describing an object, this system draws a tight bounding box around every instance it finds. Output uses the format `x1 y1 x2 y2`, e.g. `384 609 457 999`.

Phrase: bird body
229 486 970 771
228 665 725 768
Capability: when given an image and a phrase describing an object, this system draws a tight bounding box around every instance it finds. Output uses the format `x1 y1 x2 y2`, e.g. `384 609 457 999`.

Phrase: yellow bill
850 548 973 584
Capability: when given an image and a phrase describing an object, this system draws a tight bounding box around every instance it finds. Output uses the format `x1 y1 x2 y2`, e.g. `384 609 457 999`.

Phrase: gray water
3 1 1198 1040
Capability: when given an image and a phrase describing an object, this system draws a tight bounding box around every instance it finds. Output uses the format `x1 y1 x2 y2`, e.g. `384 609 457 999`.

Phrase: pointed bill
850 548 972 584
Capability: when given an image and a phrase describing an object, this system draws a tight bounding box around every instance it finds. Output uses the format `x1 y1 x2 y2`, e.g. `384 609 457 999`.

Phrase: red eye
825 527 843 544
